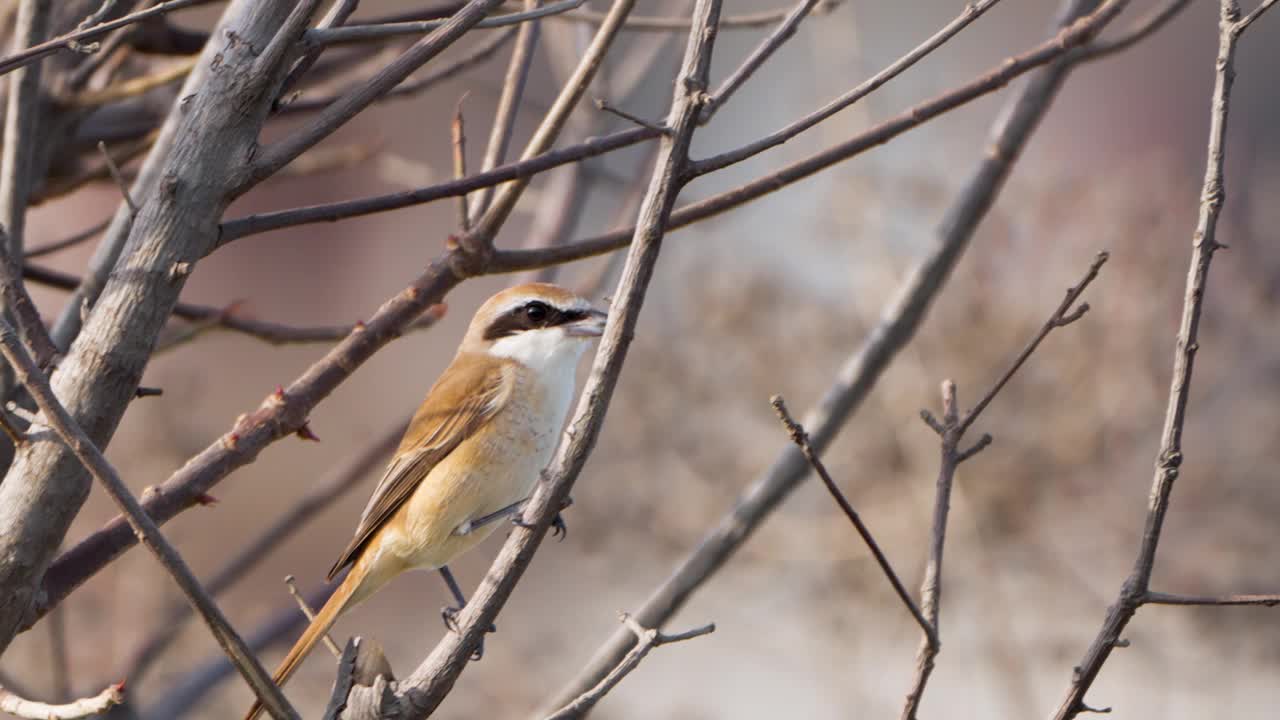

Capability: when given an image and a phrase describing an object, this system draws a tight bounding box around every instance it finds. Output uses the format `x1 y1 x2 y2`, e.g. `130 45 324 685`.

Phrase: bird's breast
393 363 574 570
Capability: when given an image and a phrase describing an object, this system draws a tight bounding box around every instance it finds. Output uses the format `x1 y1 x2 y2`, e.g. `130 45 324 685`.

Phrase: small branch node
920 409 945 435
134 386 163 399
956 433 993 463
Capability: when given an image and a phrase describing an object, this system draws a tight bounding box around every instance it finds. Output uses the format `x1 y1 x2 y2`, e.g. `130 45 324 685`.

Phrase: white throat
488 327 589 381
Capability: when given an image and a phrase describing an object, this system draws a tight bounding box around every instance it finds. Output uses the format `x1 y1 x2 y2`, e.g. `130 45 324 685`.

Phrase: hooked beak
565 308 608 338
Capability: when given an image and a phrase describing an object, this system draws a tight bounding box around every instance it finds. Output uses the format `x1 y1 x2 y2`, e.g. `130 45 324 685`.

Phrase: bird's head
461 283 607 372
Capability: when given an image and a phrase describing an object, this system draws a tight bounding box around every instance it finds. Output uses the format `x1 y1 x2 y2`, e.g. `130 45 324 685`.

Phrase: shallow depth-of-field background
5 1 1280 717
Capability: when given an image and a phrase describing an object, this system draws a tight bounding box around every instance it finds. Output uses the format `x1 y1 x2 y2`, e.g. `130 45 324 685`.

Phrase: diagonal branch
0 319 298 720
246 0 507 186
770 395 935 646
537 0 1126 710
542 614 715 720
902 252 1107 720
384 2 723 716
1051 2 1276 717
0 0 206 77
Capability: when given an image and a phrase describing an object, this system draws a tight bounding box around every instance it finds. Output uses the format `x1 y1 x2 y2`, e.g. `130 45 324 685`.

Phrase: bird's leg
454 498 526 536
437 565 494 661
512 495 573 541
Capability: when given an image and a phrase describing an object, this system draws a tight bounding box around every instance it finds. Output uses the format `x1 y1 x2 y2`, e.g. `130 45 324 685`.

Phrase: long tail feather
242 568 362 720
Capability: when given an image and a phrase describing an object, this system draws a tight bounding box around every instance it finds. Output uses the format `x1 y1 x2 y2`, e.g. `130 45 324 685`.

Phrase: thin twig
1051 2 1275 717
96 141 138 214
0 0 50 259
770 395 935 646
958 251 1108 433
119 422 403 686
23 218 108 260
452 95 471 232
1070 0 1192 61
1144 591 1280 607
902 252 1106 719
468 0 542 222
691 0 1058 176
537 1 1123 710
0 321 299 720
23 262 446 347
0 0 207 77
285 575 342 657
306 0 580 46
0 681 124 720
0 229 57 373
543 614 714 720
560 0 839 30
699 0 825 120
462 0 637 256
279 26 517 114
248 0 508 185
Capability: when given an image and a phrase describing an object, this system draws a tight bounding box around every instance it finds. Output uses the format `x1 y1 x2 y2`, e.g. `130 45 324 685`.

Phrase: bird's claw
512 511 569 541
440 606 496 661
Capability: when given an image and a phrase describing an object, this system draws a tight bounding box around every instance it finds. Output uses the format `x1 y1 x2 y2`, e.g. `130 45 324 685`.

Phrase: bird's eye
523 301 550 323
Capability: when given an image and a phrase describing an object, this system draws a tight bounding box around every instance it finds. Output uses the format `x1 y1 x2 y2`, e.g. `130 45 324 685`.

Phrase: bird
243 282 607 720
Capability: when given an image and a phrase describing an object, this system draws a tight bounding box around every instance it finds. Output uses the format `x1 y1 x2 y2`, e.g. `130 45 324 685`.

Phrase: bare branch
1144 591 1280 607
0 319 298 720
0 681 124 720
0 0 206 77
538 0 1122 710
560 0 840 31
468 0 543 221
451 95 472 232
1052 3 1275 716
958 251 1109 434
306 0 580 46
770 395 934 646
461 0 637 257
543 614 715 720
0 0 50 257
247 0 508 185
0 228 58 371
119 422 402 686
279 26 517 114
1071 0 1192 61
899 379 961 720
285 575 342 657
385 1 722 715
690 0 1112 176
22 218 108 258
698 0 826 119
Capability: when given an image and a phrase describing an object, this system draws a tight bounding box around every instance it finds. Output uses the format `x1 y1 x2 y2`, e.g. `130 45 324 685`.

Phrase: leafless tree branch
770 395 935 646
0 0 206 77
542 614 715 720
0 318 298 720
0 681 124 720
374 2 723 716
538 1 1122 710
902 252 1106 720
1051 2 1277 717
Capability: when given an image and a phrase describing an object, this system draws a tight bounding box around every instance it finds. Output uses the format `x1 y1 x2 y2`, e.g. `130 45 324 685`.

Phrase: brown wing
327 355 513 580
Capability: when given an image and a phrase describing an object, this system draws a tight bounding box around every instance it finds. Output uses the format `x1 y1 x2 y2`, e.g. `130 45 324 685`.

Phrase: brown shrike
243 283 606 720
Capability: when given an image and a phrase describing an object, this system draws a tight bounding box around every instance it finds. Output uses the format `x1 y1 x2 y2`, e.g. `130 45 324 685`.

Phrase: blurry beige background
7 0 1280 717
